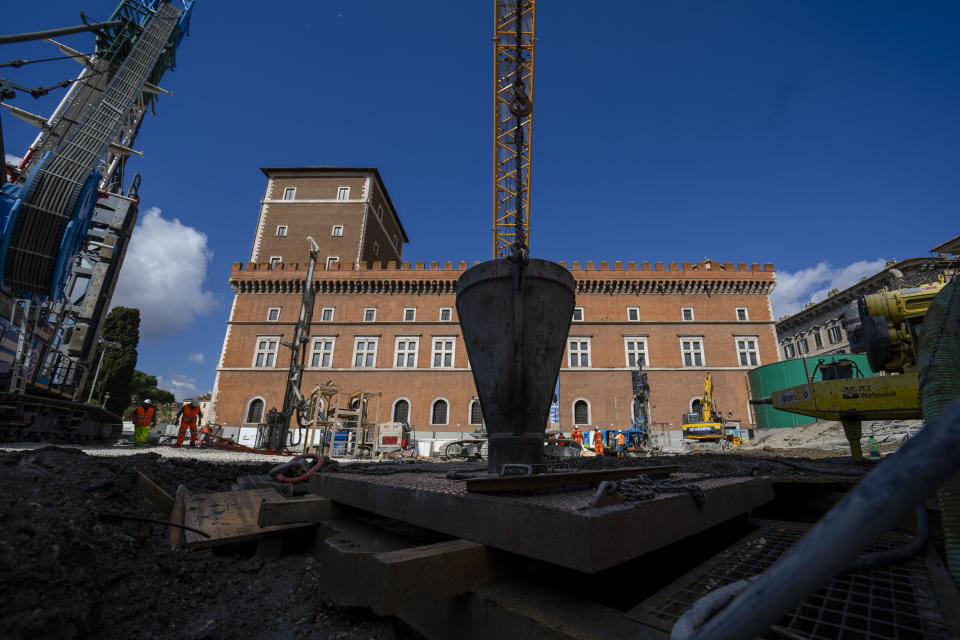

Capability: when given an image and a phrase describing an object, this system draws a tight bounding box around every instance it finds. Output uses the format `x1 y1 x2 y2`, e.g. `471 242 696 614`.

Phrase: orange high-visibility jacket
617 432 626 446
134 406 155 426
180 404 201 425
572 429 583 443
593 430 603 451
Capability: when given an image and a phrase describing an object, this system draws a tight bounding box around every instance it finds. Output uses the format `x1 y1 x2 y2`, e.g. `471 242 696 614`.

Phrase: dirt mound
741 419 922 452
0 447 417 640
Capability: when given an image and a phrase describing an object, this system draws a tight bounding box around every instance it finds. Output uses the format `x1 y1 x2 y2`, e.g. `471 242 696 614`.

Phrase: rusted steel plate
311 471 773 573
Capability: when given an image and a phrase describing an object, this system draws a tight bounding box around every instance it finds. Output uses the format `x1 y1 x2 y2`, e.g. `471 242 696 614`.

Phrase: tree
91 307 140 416
129 370 158 401
122 370 177 418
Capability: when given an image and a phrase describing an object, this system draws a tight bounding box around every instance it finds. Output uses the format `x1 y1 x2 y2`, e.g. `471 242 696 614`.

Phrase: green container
747 354 877 428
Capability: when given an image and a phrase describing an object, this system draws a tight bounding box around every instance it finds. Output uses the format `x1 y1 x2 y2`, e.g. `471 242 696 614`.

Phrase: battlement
231 258 776 274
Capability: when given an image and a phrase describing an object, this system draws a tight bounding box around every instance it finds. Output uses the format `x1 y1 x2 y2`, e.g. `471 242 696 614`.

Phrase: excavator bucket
456 258 575 474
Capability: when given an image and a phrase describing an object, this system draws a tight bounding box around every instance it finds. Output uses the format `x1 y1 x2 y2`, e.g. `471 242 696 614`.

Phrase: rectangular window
403 307 416 322
784 343 796 358
373 241 380 256
377 205 383 220
352 338 378 368
568 338 591 367
439 307 452 322
624 337 648 368
393 234 399 248
267 307 281 322
310 338 335 368
326 257 339 269
253 337 279 368
337 186 350 200
736 336 760 367
828 326 842 343
276 225 287 237
283 187 295 200
320 307 334 322
627 307 640 322
269 256 282 267
572 307 584 322
332 225 343 237
431 337 455 368
814 331 823 348
681 338 704 367
363 307 377 322
682 307 694 322
395 338 419 368
736 307 748 321
798 338 809 355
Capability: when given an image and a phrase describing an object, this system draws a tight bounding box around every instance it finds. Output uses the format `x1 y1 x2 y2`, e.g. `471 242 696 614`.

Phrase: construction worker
592 427 604 456
571 426 583 446
173 399 203 448
616 430 627 457
132 398 155 446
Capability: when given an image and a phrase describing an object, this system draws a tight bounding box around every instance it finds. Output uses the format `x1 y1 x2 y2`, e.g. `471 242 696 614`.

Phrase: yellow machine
755 279 946 460
682 373 730 447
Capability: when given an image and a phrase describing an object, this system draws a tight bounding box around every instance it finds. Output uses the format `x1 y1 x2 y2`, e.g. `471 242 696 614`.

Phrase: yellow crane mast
493 0 536 258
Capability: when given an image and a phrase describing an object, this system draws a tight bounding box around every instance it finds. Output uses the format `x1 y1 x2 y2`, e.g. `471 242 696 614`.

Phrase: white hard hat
144 399 152 405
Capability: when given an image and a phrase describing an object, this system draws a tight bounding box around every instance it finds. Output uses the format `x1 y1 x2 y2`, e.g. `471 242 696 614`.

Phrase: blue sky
3 1 959 399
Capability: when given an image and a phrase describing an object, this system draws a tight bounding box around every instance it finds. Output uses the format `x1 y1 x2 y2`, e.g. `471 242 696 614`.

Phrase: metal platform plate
627 520 960 639
310 470 773 573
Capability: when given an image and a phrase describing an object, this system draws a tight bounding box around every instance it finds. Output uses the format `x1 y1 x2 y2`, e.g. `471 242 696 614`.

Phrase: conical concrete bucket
456 258 576 474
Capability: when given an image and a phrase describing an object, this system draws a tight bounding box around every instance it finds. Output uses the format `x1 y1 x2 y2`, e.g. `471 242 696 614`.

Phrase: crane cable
509 0 531 259
1 51 96 69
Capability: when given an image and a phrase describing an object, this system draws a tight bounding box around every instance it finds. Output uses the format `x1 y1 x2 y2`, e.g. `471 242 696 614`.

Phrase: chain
596 472 751 507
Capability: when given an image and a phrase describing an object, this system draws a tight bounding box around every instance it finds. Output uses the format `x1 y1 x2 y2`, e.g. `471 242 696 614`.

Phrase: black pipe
0 21 123 46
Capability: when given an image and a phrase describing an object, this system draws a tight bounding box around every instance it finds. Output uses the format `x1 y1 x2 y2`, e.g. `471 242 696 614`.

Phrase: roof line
260 167 409 243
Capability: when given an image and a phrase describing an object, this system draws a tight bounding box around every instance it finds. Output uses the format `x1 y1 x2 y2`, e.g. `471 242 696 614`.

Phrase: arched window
246 398 264 423
393 398 410 423
574 399 589 425
691 398 703 416
469 399 483 425
431 399 448 425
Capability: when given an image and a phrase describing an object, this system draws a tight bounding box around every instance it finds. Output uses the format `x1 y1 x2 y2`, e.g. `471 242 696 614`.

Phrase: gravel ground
0 442 297 464
0 439 872 640
0 444 421 640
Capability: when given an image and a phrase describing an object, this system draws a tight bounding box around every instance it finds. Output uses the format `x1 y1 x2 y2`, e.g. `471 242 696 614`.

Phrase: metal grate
632 522 955 640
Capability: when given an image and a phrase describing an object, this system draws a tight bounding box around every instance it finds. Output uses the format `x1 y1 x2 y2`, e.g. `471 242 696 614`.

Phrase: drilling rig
0 1 194 442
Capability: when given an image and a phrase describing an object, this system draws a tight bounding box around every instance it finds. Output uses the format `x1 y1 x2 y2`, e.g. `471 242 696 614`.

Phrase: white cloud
158 373 204 401
771 258 888 318
187 352 205 364
4 153 22 166
111 207 217 339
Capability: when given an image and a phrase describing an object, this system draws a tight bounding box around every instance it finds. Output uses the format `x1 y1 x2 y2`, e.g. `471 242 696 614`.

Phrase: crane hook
510 76 532 117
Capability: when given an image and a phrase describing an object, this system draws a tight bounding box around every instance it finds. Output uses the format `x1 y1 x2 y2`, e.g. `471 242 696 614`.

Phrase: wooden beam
136 470 174 517
183 488 314 549
258 494 340 527
371 539 512 615
169 484 188 551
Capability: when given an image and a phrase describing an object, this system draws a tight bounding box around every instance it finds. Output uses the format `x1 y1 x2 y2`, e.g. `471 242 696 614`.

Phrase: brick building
210 167 779 436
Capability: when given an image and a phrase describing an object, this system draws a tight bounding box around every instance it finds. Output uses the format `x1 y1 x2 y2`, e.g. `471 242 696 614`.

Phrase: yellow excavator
752 278 946 460
682 372 735 449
